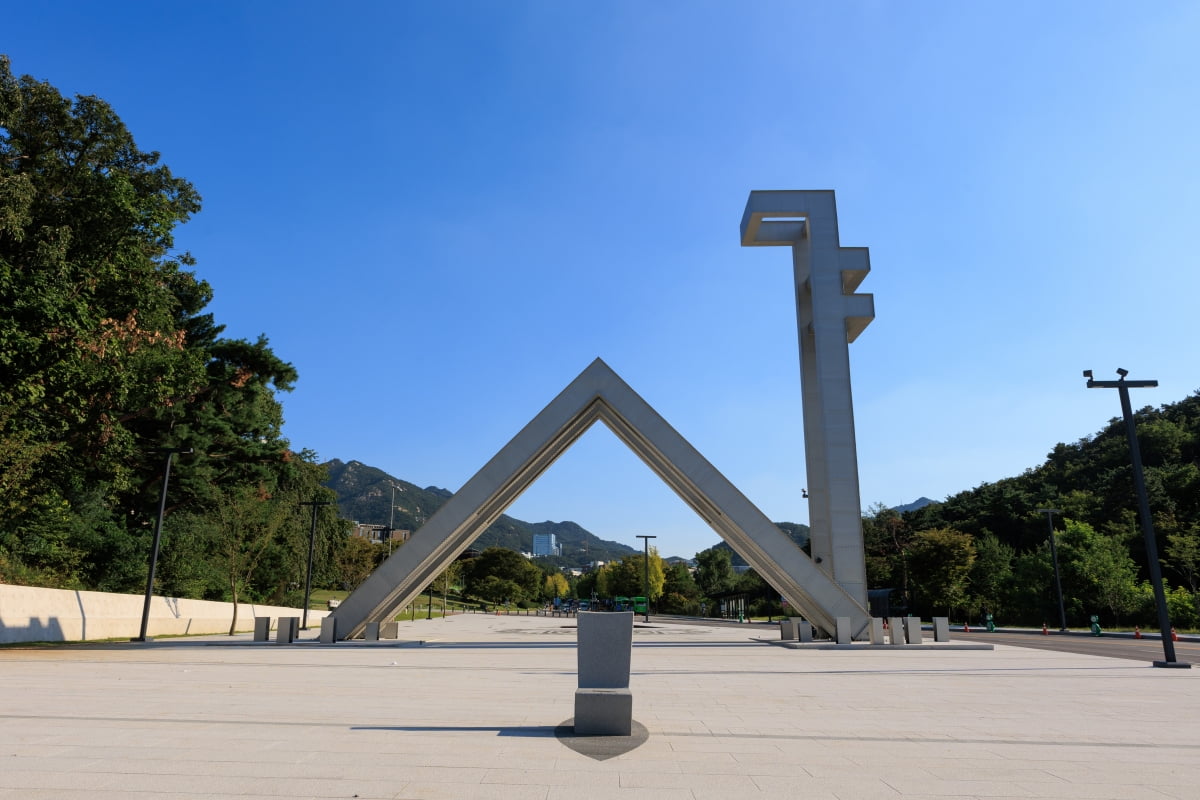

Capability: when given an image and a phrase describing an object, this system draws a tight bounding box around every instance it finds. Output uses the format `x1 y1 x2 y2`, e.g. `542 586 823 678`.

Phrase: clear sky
8 3 1199 559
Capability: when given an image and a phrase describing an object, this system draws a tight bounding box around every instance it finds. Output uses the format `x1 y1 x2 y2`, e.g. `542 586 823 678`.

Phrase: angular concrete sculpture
331 358 870 640
741 190 874 611
574 611 634 736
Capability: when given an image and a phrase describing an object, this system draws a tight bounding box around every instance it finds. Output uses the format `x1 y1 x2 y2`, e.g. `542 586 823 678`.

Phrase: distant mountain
892 497 936 514
322 459 637 564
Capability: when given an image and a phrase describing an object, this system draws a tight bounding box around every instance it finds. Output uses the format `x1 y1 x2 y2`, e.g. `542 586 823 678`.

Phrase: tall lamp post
298 497 333 630
1083 369 1189 668
1036 508 1068 632
636 535 656 623
133 448 192 642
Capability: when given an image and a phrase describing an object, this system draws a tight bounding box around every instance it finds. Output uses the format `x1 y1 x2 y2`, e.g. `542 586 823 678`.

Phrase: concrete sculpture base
575 612 634 736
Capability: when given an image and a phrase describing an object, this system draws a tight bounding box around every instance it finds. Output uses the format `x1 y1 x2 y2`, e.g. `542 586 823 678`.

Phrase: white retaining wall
0 583 328 643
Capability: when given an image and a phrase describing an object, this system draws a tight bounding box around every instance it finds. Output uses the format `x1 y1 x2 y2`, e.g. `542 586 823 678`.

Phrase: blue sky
8 3 1199 559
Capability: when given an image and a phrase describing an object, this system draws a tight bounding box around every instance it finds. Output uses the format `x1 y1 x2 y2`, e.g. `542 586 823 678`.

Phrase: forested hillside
324 459 638 564
0 58 346 614
867 391 1200 628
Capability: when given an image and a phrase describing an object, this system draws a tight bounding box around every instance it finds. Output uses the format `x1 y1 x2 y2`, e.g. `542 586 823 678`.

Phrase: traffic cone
964 622 970 633
1042 623 1048 635
1172 627 1179 642
1134 625 1142 639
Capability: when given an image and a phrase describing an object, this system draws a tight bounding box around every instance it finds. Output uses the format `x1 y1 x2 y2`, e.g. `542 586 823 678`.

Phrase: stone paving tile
2 614 1198 800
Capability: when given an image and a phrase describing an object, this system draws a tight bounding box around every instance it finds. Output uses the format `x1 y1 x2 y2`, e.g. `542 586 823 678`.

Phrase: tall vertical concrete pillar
740 191 874 608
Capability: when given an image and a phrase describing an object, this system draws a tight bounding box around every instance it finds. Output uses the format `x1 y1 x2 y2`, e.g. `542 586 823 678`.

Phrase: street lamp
636 535 656 623
1036 508 1068 632
298 497 333 630
1083 368 1189 668
133 448 192 642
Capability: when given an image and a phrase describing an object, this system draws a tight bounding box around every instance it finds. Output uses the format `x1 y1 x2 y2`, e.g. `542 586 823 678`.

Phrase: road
947 629 1198 665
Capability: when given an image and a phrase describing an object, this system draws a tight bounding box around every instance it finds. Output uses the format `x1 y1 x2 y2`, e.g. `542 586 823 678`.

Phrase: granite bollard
933 617 950 642
574 611 633 736
888 617 906 645
275 617 298 645
904 616 923 645
253 617 271 642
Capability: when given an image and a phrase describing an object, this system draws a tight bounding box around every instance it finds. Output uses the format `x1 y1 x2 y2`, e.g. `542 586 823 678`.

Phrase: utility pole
298 497 333 630
1083 369 1188 668
1036 508 1068 632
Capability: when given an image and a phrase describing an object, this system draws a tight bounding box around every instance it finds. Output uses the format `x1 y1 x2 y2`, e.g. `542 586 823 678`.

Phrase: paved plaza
1 613 1197 799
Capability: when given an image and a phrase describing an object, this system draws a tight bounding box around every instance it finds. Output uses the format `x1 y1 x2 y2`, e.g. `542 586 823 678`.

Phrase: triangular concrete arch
331 358 869 640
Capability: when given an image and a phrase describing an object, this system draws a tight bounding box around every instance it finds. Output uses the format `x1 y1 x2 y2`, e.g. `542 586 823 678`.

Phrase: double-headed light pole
133 447 193 642
1083 368 1189 669
635 535 656 623
298 497 333 630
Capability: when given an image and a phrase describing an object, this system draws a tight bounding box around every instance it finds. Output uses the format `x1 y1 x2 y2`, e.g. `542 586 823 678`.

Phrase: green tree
968 532 1014 620
605 550 666 600
543 572 569 601
1058 519 1140 624
694 546 735 598
1165 522 1200 618
907 528 976 617
462 547 541 600
335 535 381 592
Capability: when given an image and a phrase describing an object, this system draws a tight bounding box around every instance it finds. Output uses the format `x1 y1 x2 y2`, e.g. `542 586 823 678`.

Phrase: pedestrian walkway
1 613 1197 799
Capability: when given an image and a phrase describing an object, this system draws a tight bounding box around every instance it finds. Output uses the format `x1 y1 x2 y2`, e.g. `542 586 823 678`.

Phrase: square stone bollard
275 617 298 645
933 617 950 642
868 618 886 644
904 616 923 645
253 617 271 642
795 619 813 643
780 619 798 640
380 621 399 640
575 611 633 736
319 616 337 644
888 617 906 645
835 616 852 644
363 621 380 641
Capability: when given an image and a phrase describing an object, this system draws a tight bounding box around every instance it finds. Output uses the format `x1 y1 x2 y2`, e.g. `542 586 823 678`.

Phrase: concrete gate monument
330 190 875 640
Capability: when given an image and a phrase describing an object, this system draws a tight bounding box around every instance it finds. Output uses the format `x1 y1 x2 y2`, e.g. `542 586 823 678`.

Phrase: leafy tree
663 561 700 601
1165 522 1200 618
1058 519 1139 624
462 547 541 600
907 528 976 617
605 551 666 600
968 532 1014 620
475 576 524 605
694 546 734 598
335 535 381 592
543 572 569 601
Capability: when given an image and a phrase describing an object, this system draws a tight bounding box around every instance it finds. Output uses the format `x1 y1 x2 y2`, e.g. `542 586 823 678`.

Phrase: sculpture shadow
348 720 649 761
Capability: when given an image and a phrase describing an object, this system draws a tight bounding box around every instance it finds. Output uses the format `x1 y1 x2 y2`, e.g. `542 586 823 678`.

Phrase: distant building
351 523 410 545
532 532 561 557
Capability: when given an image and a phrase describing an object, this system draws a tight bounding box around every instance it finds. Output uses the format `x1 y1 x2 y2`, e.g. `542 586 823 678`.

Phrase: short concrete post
319 616 337 644
835 616 852 644
275 616 298 645
904 616 923 645
253 617 271 642
364 621 380 641
574 611 633 736
380 621 399 640
796 619 813 643
779 619 798 640
933 617 950 642
888 617 906 645
868 618 886 644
